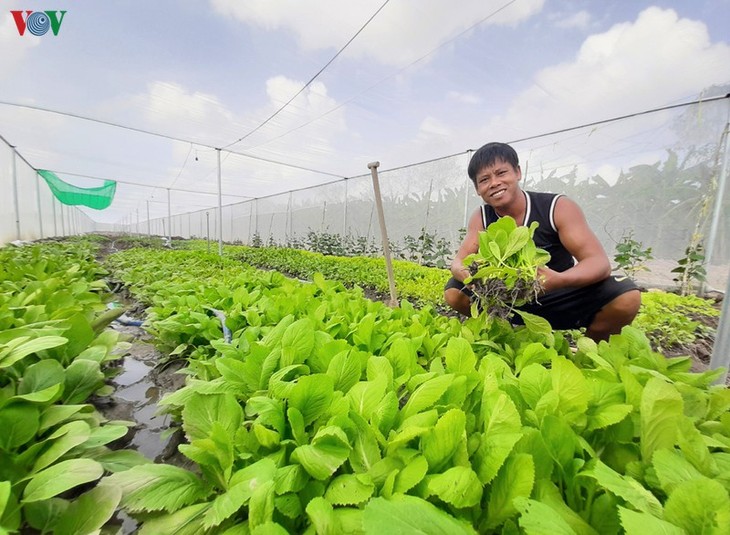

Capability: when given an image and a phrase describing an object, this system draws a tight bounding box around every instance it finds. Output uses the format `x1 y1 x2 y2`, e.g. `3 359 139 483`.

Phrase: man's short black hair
468 142 519 183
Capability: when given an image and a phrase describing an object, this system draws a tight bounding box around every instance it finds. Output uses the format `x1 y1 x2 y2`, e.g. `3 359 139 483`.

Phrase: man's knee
611 289 642 323
444 288 470 315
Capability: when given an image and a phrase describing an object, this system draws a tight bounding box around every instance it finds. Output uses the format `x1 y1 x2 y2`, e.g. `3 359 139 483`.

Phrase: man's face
474 158 522 208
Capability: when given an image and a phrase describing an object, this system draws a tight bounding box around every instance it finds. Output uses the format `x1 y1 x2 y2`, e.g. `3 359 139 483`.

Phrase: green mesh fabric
38 170 116 210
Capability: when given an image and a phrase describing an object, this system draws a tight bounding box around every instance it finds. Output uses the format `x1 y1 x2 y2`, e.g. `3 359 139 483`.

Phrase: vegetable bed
2 238 728 534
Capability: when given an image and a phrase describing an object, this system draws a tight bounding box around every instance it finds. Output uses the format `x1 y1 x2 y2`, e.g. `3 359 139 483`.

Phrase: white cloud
447 91 482 105
552 10 591 30
483 7 730 142
209 0 545 65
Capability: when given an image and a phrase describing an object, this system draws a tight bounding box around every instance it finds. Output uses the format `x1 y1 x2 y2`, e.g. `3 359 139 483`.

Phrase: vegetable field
1 236 729 535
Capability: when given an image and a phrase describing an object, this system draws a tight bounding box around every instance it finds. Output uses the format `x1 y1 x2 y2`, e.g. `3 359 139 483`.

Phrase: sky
1 0 729 224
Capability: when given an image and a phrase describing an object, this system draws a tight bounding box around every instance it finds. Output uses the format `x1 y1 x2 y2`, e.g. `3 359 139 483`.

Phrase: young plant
613 231 653 278
463 216 550 319
672 242 707 296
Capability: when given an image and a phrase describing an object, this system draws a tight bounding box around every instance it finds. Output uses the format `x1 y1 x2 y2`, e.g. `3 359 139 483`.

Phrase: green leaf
347 378 387 420
280 317 315 366
427 466 483 508
541 415 577 470
0 403 39 450
394 454 428 494
325 473 374 506
400 374 454 422
420 408 466 473
663 479 730 535
274 464 309 495
327 350 362 393
515 311 554 345
363 494 476 534
444 337 476 374
54 483 122 535
306 497 338 535
519 363 552 410
583 460 663 517
92 449 152 472
61 358 104 404
618 507 686 535
475 391 523 484
532 480 600 535
515 498 578 535
652 448 704 495
18 359 65 395
182 392 243 441
0 481 11 518
292 426 351 480
515 343 557 374
288 374 334 426
551 357 589 422
23 458 103 503
32 420 91 473
105 463 210 513
22 498 68 533
138 502 210 535
349 412 382 474
486 454 535 529
0 335 67 369
248 480 275 529
640 378 683 462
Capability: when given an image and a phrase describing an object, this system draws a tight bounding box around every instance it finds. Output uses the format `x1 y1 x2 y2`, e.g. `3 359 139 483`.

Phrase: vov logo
10 10 67 36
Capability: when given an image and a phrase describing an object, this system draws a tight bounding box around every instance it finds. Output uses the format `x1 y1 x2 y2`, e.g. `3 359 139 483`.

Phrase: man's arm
450 209 483 282
538 196 611 292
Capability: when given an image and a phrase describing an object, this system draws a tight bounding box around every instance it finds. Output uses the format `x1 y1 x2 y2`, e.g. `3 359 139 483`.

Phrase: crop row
0 241 153 534
101 246 730 534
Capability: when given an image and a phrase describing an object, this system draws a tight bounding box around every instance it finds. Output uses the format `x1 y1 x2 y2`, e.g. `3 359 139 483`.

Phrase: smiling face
474 158 522 213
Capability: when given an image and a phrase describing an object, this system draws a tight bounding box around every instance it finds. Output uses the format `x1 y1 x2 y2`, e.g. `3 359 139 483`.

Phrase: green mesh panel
38 170 116 210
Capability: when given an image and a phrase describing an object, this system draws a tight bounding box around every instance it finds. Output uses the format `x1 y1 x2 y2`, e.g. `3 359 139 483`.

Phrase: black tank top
480 190 575 273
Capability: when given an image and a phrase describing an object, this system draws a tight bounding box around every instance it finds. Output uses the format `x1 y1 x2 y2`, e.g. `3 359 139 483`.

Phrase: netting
2 96 729 293
38 170 116 210
147 96 730 291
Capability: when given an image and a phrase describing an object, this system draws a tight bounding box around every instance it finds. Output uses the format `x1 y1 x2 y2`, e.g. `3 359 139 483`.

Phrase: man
444 142 641 342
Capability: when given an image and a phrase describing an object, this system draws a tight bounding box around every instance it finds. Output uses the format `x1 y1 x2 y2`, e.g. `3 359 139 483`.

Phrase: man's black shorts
444 275 638 330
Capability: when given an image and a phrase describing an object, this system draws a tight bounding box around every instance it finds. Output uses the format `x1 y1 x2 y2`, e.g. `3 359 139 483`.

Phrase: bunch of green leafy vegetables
463 216 551 319
101 247 730 535
0 241 151 535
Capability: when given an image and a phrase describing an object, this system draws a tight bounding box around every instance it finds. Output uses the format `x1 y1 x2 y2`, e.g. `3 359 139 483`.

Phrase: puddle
102 321 187 533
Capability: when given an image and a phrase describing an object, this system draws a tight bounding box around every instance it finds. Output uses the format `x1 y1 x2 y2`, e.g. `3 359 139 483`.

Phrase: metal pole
343 179 348 235
35 171 43 239
709 270 730 385
52 197 57 237
287 191 292 241
368 161 398 306
136 208 139 235
703 123 730 292
60 203 65 236
146 200 151 237
206 211 210 253
217 148 223 256
167 188 172 245
11 147 21 240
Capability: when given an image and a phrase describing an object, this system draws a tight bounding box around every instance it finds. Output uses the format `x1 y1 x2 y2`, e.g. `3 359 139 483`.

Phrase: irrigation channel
96 306 189 533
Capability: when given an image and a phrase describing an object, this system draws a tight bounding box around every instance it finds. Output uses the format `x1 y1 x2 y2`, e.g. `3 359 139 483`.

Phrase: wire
238 0 520 152
0 100 344 178
222 0 391 150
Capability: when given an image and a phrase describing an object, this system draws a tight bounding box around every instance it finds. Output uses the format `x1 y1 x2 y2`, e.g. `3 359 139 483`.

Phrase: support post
11 147 21 240
35 171 43 239
368 161 398 307
709 270 730 385
702 122 730 293
217 148 223 255
146 200 151 237
167 188 172 245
